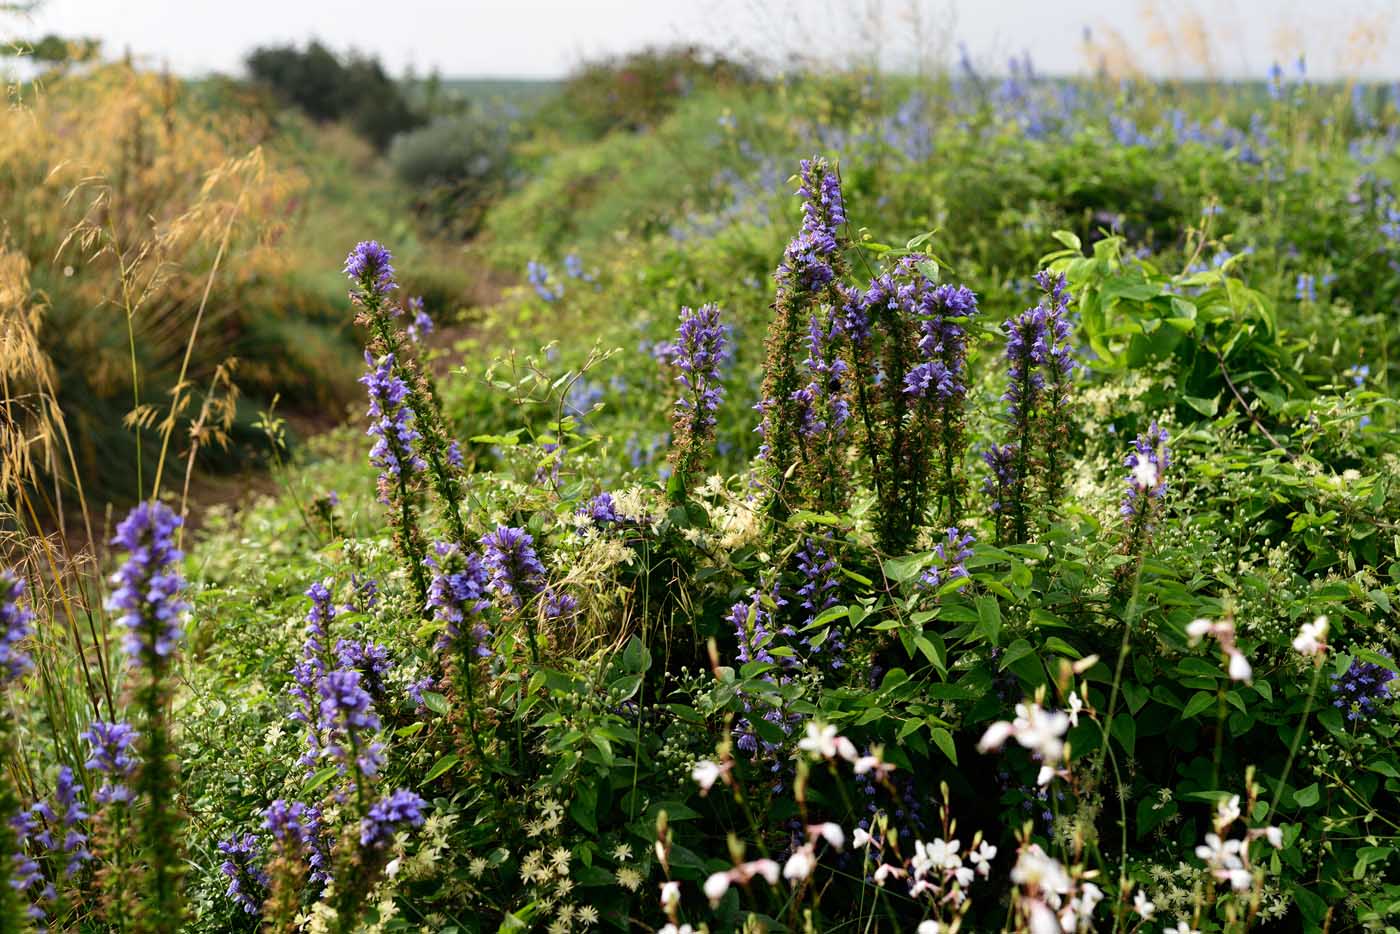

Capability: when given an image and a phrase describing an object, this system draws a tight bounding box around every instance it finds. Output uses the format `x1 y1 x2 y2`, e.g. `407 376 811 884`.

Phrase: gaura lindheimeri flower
1186 617 1252 683
1293 615 1329 657
976 701 1070 765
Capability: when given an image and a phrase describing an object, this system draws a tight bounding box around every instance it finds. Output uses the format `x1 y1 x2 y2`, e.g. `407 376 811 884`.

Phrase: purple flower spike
107 501 188 665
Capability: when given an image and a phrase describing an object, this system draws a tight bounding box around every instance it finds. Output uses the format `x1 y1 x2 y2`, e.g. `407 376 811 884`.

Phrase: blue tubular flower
290 580 337 770
577 492 621 528
317 669 384 778
10 809 42 920
335 639 392 705
107 501 188 664
344 240 398 303
405 296 434 344
217 833 267 915
542 588 578 624
795 539 845 670
262 800 327 883
425 541 493 657
1121 422 1171 520
1002 305 1049 421
360 352 427 503
22 766 91 920
80 721 138 804
359 789 426 849
1331 654 1396 721
480 527 546 611
982 442 1019 518
669 303 729 492
919 527 976 592
1 570 33 687
526 261 562 302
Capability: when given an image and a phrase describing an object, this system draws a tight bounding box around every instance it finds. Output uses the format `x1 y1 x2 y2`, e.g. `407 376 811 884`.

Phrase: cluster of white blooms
1193 794 1283 893
1186 617 1253 682
797 721 894 776
1009 842 1102 933
977 700 1072 784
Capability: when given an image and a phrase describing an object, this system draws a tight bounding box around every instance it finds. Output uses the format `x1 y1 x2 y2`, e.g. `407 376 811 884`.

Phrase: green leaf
424 754 460 783
1182 691 1216 719
1052 229 1082 251
975 596 1002 646
421 691 451 716
304 765 340 794
1292 783 1321 808
930 727 957 765
1111 712 1136 755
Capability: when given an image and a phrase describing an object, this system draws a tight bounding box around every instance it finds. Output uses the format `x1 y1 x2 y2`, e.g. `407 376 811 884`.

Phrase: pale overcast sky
8 0 1400 79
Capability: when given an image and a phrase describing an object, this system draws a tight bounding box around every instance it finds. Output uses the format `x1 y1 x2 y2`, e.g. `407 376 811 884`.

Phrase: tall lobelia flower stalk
668 303 728 500
843 258 980 553
107 501 190 933
481 526 547 663
360 351 431 606
1 570 34 929
260 799 328 932
81 719 139 926
289 580 338 772
986 270 1076 544
424 540 494 764
346 240 470 554
314 664 426 933
795 313 852 513
756 157 850 518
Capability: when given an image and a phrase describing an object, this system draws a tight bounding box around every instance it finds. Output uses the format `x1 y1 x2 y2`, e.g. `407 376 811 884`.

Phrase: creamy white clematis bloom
1292 616 1329 656
1133 889 1155 919
783 846 815 883
691 759 721 793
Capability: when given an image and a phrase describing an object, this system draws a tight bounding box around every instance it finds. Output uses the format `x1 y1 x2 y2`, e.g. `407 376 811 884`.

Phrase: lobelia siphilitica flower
217 832 267 915
919 526 975 596
1117 421 1170 590
668 303 728 500
79 719 140 926
260 799 328 928
346 241 470 550
1 570 33 929
987 270 1076 543
290 579 338 771
424 540 494 762
843 258 980 552
360 350 431 605
12 765 92 923
1331 653 1395 721
794 312 851 513
481 525 548 663
795 537 846 670
107 501 189 933
757 156 849 518
728 579 803 771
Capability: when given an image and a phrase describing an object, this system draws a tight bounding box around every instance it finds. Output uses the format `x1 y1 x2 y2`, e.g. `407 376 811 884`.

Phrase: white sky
9 0 1400 79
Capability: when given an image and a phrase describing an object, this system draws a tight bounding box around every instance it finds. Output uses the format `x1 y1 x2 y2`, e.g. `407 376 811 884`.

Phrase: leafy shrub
390 111 516 238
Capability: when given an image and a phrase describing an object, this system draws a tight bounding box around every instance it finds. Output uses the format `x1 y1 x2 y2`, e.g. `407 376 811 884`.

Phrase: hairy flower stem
133 660 183 934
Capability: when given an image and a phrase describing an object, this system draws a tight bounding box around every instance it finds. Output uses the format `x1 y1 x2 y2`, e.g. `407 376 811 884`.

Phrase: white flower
1067 691 1083 727
978 702 1071 764
742 858 780 885
1185 618 1214 644
872 862 904 886
969 840 997 877
917 922 942 934
1264 826 1283 849
783 846 815 883
703 871 731 905
812 822 845 850
659 880 681 912
658 926 694 934
1168 922 1199 934
799 722 839 759
852 827 872 849
834 735 859 762
1217 795 1241 827
1227 650 1252 682
1292 616 1329 657
691 759 721 792
1133 888 1155 919
1194 833 1243 870
1224 867 1254 891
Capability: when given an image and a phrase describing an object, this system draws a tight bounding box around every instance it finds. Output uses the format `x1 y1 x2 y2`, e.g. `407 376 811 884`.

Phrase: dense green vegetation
2 42 1399 934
